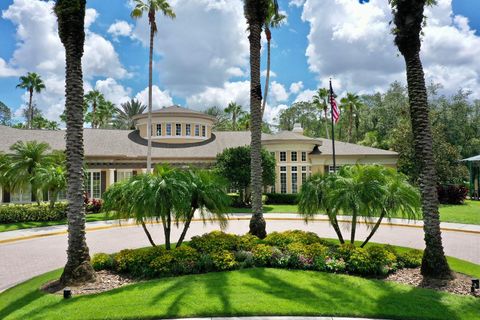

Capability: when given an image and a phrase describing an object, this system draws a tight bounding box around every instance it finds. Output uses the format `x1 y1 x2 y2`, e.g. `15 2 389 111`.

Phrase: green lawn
1 266 479 320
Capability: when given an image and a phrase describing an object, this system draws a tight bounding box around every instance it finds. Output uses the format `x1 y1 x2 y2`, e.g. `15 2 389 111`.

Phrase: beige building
0 106 398 203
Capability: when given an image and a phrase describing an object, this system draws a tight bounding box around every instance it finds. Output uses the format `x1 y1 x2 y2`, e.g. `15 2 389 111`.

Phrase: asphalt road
1 218 479 291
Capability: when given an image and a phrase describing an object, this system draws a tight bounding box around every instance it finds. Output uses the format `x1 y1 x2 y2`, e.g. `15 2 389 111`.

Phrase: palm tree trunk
361 211 385 248
324 108 329 139
248 21 266 239
233 112 237 131
176 207 196 248
146 18 154 173
57 0 95 286
141 220 156 247
92 101 97 129
403 51 452 279
348 107 353 142
161 214 171 250
350 207 357 244
261 28 272 117
328 210 344 244
28 88 33 129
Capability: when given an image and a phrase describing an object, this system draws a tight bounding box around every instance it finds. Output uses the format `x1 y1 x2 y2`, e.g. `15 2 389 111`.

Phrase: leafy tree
390 0 452 279
224 102 245 131
216 146 275 205
204 106 230 131
0 101 12 126
261 1 285 116
114 99 146 130
340 93 364 142
131 0 175 173
16 72 45 129
298 165 420 247
55 0 96 285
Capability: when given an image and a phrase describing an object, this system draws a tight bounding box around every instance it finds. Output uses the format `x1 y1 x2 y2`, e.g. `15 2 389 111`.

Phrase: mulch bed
385 267 479 298
42 268 480 298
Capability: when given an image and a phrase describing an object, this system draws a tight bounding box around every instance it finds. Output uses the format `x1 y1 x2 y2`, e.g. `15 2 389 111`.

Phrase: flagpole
329 79 337 173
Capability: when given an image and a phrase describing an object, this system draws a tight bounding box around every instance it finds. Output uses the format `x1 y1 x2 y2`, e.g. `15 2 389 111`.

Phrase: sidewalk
1 212 480 244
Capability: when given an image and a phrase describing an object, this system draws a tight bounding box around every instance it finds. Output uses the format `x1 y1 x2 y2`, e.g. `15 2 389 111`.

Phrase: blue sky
0 0 479 124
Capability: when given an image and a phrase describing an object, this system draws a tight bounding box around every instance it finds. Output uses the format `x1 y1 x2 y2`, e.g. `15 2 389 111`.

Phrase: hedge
0 202 68 224
437 184 468 205
265 193 298 205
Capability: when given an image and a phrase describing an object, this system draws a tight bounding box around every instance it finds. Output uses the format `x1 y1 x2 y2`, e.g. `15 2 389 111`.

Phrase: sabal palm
16 72 45 129
131 0 175 173
115 99 147 130
312 88 330 139
96 100 117 128
224 102 244 131
55 0 96 285
340 93 363 142
390 0 452 279
261 1 285 116
34 165 67 208
84 90 105 129
244 0 273 238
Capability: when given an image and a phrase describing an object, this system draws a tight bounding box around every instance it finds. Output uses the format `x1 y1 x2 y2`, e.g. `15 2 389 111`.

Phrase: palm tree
84 90 105 129
340 93 363 143
243 0 272 239
7 141 50 204
131 0 175 173
224 102 244 131
16 72 45 129
204 106 229 131
97 100 117 128
54 0 96 285
114 99 146 130
238 113 251 130
390 0 452 279
261 2 285 116
34 165 67 209
312 88 330 139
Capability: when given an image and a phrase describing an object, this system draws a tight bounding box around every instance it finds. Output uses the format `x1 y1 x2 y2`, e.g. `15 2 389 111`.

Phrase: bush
91 253 115 271
367 245 398 275
149 252 174 277
210 250 238 271
0 202 68 223
114 247 164 277
189 231 239 254
264 230 321 248
346 247 372 275
265 193 298 204
236 234 261 251
437 184 468 205
170 246 200 275
270 247 291 268
252 244 275 266
397 249 423 268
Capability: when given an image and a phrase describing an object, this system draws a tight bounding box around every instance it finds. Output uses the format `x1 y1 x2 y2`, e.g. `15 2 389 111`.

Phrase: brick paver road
1 217 479 291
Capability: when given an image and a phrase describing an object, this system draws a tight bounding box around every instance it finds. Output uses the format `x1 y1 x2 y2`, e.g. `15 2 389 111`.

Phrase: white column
108 169 115 187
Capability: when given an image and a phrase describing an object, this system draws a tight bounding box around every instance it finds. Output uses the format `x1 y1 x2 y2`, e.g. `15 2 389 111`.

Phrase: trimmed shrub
265 193 298 204
325 257 346 273
367 245 398 275
252 244 275 266
437 184 468 205
197 254 215 273
210 250 238 271
171 246 201 275
114 247 164 277
149 252 174 277
234 250 255 269
335 243 357 261
91 253 114 271
189 231 238 254
270 247 291 268
236 234 261 251
264 230 322 248
347 247 372 275
397 249 423 268
0 202 68 223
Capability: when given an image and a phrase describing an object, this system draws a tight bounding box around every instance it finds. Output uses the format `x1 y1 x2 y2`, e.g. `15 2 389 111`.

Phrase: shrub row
0 202 68 223
437 184 468 205
265 193 298 205
92 230 423 279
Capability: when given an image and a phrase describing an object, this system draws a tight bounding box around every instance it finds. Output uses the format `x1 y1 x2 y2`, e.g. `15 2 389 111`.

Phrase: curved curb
168 317 388 320
1 215 480 245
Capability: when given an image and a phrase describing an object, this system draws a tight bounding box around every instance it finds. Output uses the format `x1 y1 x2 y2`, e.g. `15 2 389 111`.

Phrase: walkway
1 213 479 292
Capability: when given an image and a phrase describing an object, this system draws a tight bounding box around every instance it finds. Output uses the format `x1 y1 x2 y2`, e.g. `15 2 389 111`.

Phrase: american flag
329 81 340 124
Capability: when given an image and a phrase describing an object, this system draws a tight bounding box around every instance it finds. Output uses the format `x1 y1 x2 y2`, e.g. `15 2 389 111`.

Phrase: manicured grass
1 267 479 320
227 204 298 213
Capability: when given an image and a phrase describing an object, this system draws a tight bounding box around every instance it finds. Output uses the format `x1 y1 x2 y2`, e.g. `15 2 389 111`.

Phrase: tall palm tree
34 165 67 209
261 2 285 116
204 106 229 130
224 102 244 131
390 0 452 279
115 99 146 130
340 93 364 143
131 0 175 173
54 0 96 285
312 88 330 139
84 90 105 129
97 100 117 128
16 72 45 129
243 0 272 239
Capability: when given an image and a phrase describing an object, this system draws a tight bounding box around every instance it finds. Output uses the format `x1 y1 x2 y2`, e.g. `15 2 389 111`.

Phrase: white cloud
84 8 98 28
95 78 131 106
264 103 288 125
261 69 277 78
289 81 304 94
293 89 316 103
269 81 289 103
289 0 305 7
186 81 250 110
132 0 249 96
301 0 480 97
0 58 20 77
107 20 134 40
135 86 173 110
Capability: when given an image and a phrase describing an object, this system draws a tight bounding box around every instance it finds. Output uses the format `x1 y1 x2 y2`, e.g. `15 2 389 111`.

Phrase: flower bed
92 230 423 279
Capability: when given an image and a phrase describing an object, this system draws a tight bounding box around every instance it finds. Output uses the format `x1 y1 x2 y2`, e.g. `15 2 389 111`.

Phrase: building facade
0 106 398 203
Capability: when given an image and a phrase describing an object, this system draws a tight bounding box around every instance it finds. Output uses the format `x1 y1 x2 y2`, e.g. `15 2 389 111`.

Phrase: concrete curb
166 317 389 320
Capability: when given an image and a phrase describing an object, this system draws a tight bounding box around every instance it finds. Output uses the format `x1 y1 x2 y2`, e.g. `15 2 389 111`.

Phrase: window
195 124 200 136
302 152 307 162
291 151 297 162
292 166 297 172
166 123 172 136
186 124 191 136
301 166 307 172
302 172 307 184
280 151 286 162
86 171 102 199
10 185 31 203
292 172 298 194
156 124 162 136
117 170 132 182
202 125 206 137
328 165 342 174
280 166 287 194
176 123 182 136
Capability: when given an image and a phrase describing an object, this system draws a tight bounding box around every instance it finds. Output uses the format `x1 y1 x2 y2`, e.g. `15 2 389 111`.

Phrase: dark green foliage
189 231 239 253
264 230 323 248
91 253 115 271
397 249 424 268
210 250 238 271
437 184 468 205
265 193 298 204
0 202 68 223
0 101 12 126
